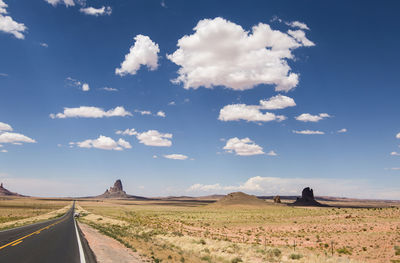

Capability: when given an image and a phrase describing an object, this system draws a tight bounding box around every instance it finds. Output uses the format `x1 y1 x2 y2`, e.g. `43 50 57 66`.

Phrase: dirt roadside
78 222 146 263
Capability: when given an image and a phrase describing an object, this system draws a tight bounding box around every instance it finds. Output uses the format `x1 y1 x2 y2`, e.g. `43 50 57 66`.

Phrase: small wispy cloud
295 113 330 122
164 154 188 160
386 167 400 171
101 87 118 92
80 6 112 16
293 130 325 135
66 77 89 92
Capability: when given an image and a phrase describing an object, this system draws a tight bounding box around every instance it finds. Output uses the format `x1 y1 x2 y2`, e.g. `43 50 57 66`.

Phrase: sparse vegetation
289 253 303 260
76 198 400 262
395 246 400 255
0 197 71 230
337 246 352 255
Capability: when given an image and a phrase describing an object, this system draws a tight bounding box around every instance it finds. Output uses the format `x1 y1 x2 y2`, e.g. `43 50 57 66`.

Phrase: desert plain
1 192 399 263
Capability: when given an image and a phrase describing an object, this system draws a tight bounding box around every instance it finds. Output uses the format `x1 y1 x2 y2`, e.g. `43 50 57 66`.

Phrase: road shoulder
78 222 145 263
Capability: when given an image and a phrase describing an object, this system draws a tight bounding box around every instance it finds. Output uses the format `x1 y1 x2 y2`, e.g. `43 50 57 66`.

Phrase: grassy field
77 198 400 263
0 197 71 229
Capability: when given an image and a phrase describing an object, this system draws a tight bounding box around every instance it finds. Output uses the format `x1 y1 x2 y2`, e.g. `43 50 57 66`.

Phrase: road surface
0 202 95 263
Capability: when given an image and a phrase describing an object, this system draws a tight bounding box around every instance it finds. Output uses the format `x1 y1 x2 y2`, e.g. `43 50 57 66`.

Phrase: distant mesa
0 183 24 197
96 179 147 200
211 192 268 207
290 187 327 207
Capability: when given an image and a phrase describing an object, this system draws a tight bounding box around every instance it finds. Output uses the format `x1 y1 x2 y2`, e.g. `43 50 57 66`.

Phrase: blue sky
0 0 399 198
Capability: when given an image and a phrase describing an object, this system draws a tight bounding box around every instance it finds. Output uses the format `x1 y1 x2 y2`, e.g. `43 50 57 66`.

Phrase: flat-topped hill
210 192 268 207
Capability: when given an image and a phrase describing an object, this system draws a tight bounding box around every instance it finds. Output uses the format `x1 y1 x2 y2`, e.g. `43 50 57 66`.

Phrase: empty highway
0 202 95 263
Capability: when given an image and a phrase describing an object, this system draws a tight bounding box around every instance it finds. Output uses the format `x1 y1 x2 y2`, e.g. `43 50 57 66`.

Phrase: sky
0 0 399 199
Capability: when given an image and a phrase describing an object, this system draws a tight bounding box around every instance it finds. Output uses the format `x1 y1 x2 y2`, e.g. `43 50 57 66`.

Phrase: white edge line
74 217 86 263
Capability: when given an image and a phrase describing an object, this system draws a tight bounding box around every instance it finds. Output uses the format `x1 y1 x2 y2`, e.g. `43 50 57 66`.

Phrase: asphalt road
0 202 95 263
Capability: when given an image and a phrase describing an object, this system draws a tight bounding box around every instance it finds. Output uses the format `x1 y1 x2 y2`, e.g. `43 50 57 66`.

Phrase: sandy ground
79 222 145 263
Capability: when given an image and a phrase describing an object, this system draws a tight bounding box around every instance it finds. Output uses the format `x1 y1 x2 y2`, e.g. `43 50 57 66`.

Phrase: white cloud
116 128 137 136
267 150 277 156
164 154 188 160
153 155 158 159
0 121 12 131
387 167 400 171
0 0 27 39
136 130 172 147
115 34 160 76
1 149 7 153
117 138 132 149
102 87 118 92
135 110 152 115
66 77 90 92
0 73 8 77
391 152 400 156
44 0 74 7
0 132 36 144
168 101 176 106
81 83 90 91
117 128 173 147
167 17 314 92
288 29 315 47
156 111 166 118
218 104 286 122
396 133 400 139
80 6 112 16
40 42 48 47
259 94 296 110
295 113 330 122
50 106 132 119
286 21 310 30
223 137 264 156
0 0 6 14
337 128 347 133
73 135 131 151
293 130 324 135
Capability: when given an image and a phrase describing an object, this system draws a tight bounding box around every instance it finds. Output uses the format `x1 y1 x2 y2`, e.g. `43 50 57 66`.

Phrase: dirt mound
0 183 23 196
210 192 267 207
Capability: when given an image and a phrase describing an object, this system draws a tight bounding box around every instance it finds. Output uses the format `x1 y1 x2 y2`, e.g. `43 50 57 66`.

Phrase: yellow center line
11 241 22 247
0 215 69 251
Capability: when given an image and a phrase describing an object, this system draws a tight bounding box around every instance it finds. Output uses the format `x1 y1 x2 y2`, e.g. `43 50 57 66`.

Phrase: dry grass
77 199 400 263
0 197 71 230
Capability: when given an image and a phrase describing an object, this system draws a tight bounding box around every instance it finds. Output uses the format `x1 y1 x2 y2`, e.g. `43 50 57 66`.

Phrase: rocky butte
290 187 327 206
95 179 148 200
99 179 129 198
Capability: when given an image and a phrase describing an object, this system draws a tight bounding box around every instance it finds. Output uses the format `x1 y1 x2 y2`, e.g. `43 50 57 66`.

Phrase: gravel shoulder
78 222 146 263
